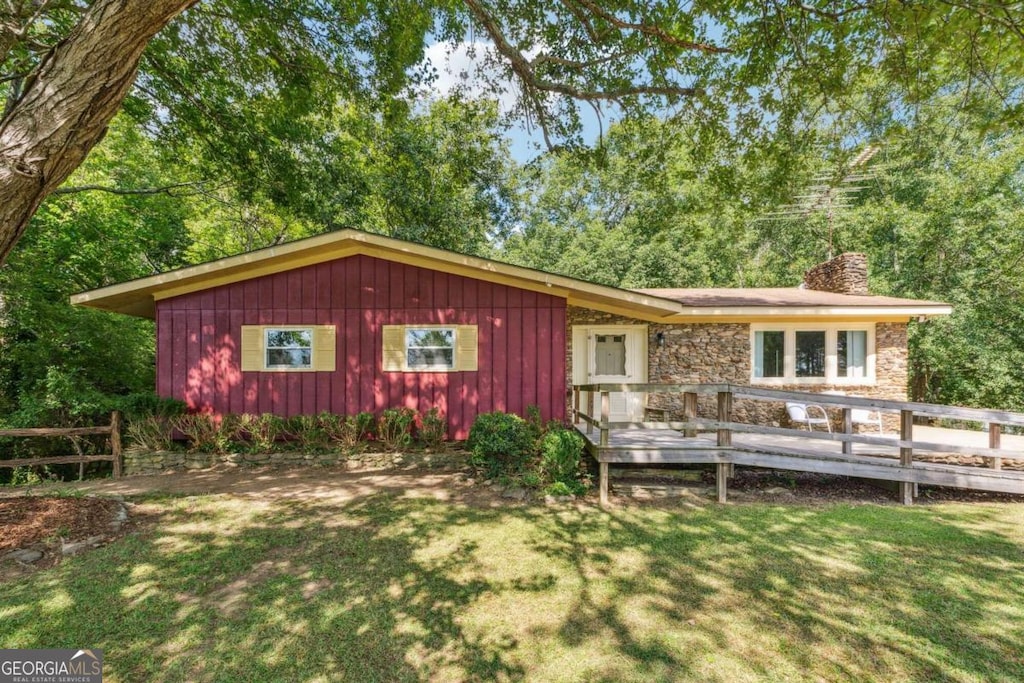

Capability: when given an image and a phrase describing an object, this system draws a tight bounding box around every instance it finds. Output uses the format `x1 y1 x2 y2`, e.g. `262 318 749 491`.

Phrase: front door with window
572 325 647 423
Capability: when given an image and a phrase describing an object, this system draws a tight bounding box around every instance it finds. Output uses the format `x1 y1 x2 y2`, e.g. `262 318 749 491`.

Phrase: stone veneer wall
567 306 908 428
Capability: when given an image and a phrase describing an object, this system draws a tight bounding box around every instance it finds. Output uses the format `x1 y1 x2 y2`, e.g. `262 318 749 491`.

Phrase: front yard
1 470 1023 682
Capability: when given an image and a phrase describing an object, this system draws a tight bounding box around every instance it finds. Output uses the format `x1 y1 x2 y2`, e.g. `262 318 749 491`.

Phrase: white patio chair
822 390 884 434
850 407 884 434
786 402 832 433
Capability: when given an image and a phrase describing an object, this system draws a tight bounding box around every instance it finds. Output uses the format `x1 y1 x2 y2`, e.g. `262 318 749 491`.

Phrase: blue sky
420 39 610 163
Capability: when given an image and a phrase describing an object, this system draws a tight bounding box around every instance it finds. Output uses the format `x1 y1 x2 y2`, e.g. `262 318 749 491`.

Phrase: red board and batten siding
155 254 567 439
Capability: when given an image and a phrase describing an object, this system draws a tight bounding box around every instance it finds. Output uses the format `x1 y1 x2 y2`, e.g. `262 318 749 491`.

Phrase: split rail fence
0 411 123 479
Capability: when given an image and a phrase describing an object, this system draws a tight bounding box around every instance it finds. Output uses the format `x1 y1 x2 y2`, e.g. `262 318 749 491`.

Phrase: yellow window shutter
240 325 263 372
382 325 405 372
456 325 478 371
313 325 336 372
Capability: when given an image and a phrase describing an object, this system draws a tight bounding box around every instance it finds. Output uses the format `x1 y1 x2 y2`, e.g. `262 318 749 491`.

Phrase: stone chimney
802 253 869 295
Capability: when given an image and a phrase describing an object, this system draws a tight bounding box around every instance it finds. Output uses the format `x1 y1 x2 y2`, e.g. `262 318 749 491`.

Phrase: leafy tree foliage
3 1 1024 263
0 119 190 426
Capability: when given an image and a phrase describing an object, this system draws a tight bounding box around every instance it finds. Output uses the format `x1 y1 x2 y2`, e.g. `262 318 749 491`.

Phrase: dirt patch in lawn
0 496 136 580
0 497 121 553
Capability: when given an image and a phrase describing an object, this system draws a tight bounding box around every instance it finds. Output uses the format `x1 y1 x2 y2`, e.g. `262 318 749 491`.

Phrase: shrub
378 407 416 450
237 413 284 452
418 408 447 449
322 412 376 449
539 428 585 485
173 413 239 454
121 396 188 453
8 466 45 487
125 415 176 451
114 394 187 421
544 480 588 497
467 411 535 477
285 413 333 452
525 404 546 443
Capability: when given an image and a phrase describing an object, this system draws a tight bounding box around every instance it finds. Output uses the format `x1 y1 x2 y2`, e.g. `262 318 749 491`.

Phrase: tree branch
52 180 212 196
463 0 703 106
567 0 732 54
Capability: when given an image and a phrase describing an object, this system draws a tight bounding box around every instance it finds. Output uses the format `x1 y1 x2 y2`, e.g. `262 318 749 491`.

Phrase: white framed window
751 324 875 385
265 328 313 369
406 328 456 370
382 324 478 372
239 325 336 372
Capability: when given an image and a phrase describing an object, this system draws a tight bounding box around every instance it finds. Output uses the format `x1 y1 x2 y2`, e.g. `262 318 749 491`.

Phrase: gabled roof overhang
70 229 686 320
70 228 953 323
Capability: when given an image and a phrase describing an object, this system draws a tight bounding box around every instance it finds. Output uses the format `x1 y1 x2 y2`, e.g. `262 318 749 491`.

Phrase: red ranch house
72 230 951 439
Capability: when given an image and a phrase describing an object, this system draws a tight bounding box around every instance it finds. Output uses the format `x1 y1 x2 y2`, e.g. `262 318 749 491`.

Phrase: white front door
573 325 647 423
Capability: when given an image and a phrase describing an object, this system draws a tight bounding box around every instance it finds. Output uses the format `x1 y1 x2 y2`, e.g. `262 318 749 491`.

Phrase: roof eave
662 305 953 323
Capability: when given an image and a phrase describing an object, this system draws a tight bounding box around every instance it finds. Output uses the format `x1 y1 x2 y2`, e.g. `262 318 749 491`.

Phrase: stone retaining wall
123 448 468 476
567 307 908 429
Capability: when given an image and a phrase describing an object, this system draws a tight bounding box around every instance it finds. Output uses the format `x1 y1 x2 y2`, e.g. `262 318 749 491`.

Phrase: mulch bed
0 496 121 553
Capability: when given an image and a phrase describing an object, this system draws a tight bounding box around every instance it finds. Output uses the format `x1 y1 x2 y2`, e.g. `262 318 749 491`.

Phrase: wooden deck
578 425 1024 502
572 383 1024 505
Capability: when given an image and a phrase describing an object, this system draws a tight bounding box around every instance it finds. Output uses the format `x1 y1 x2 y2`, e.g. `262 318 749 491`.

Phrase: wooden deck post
899 409 914 505
717 391 732 447
110 411 123 479
716 462 728 503
587 390 595 435
600 390 610 447
842 408 853 455
683 392 698 438
988 423 1002 470
599 461 609 507
573 386 580 424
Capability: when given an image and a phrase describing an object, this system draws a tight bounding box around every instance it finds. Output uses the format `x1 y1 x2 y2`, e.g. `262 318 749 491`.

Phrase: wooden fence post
716 462 729 503
899 409 914 505
110 411 123 479
717 391 732 447
842 408 853 455
573 387 580 425
599 461 609 507
683 392 698 438
988 423 1002 470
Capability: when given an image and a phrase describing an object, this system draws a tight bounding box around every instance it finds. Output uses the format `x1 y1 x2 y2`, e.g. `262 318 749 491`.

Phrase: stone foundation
123 448 469 476
567 307 908 429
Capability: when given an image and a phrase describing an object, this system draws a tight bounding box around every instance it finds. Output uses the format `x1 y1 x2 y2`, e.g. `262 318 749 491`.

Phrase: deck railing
573 383 1024 505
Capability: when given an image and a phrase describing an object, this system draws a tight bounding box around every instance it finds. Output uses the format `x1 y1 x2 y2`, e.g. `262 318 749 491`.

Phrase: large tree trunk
0 0 197 265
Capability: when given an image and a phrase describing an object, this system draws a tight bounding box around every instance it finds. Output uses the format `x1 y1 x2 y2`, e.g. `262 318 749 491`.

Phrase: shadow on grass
0 486 1023 682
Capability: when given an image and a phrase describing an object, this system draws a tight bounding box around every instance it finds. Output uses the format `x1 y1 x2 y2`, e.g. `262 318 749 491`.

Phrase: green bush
378 407 416 450
544 481 578 497
322 412 376 449
114 394 187 421
539 428 584 482
125 415 176 451
173 413 239 454
418 407 447 449
7 466 46 487
237 413 284 452
123 395 189 452
286 413 332 452
467 411 535 477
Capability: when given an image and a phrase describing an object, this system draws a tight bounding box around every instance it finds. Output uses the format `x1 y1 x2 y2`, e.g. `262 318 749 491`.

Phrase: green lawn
2 488 1023 682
